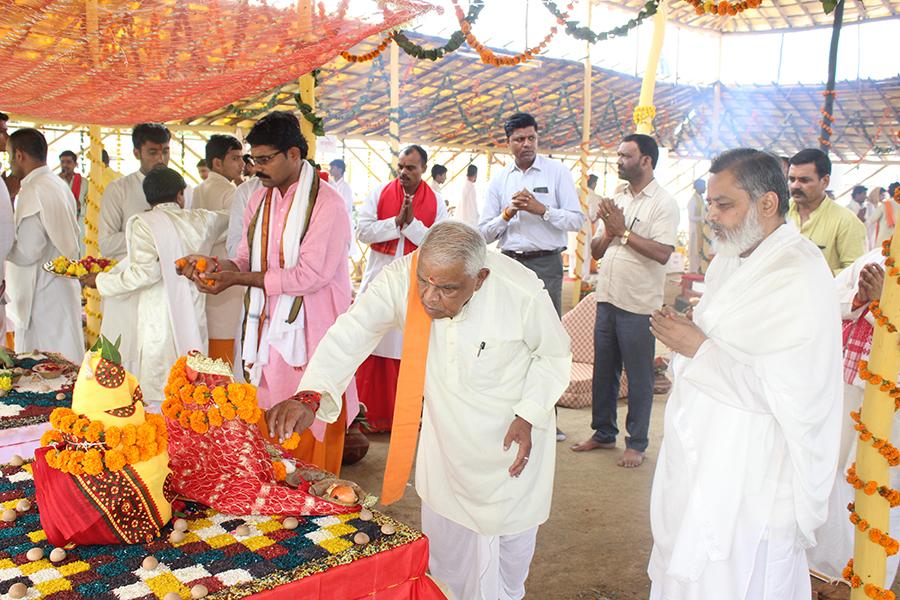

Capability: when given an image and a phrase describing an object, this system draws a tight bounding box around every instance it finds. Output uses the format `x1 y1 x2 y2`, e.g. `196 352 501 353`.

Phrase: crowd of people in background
2 105 900 599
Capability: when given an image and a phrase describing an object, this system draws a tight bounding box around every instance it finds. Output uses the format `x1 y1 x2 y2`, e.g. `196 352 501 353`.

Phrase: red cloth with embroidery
843 313 874 385
370 179 438 256
166 415 357 516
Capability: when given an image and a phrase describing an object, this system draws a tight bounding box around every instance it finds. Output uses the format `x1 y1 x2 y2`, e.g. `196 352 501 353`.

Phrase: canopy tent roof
608 0 899 33
179 32 900 163
0 0 429 126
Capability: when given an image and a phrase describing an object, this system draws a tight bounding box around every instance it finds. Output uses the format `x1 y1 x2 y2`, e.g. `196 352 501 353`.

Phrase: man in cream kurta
648 149 842 599
270 222 571 599
5 129 84 363
190 135 244 361
98 123 171 372
85 167 228 407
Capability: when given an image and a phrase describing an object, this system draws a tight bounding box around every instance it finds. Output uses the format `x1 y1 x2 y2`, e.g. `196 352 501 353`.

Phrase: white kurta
226 177 263 260
0 180 14 339
96 203 228 404
356 181 447 359
190 171 243 340
807 246 900 586
99 170 148 260
649 223 843 600
456 179 480 227
6 166 84 363
300 251 572 535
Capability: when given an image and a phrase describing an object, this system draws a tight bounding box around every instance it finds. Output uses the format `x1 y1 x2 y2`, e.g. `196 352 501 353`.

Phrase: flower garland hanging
340 30 396 63
541 0 660 44
393 0 485 61
682 0 763 16
41 408 168 476
162 356 301 450
456 0 569 66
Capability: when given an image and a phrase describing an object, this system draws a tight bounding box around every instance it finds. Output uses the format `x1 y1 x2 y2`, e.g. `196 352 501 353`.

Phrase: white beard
711 203 766 257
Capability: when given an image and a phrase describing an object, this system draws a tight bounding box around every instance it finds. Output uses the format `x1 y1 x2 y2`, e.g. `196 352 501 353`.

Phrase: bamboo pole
849 78 893 600
634 0 668 135
388 39 400 176
572 0 593 306
297 0 316 159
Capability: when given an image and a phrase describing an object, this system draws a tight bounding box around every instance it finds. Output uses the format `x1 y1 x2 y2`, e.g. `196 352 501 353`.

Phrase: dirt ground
341 399 666 600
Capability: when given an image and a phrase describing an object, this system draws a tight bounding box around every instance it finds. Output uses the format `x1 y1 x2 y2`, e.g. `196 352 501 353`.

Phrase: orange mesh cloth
0 0 430 125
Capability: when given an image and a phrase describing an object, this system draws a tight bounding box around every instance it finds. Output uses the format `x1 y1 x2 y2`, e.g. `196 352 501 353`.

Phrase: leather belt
501 248 563 260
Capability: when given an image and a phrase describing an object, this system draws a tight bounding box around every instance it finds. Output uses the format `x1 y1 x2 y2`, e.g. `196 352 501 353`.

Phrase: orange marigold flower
220 403 237 421
124 445 141 464
84 421 104 443
105 449 126 471
105 426 121 448
83 449 104 475
282 432 301 451
272 461 287 482
178 411 192 429
865 481 879 495
189 411 209 434
40 430 63 447
207 407 223 427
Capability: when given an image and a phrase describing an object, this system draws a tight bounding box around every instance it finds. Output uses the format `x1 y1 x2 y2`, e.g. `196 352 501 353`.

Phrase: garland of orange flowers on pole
453 0 570 66
41 408 168 476
844 236 900 600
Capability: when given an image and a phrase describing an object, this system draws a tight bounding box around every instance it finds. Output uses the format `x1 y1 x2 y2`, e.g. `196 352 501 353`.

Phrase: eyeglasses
247 150 284 166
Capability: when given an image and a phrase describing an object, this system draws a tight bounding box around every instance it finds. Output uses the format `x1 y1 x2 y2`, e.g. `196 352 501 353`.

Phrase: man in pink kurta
179 112 356 475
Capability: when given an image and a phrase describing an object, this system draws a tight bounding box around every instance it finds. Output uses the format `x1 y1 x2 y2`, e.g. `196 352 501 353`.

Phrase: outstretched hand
503 416 533 478
266 399 316 443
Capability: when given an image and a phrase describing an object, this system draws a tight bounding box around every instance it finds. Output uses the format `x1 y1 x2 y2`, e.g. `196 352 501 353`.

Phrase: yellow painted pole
850 238 899 596
573 0 592 306
83 0 102 345
633 0 668 134
388 39 400 176
297 0 316 159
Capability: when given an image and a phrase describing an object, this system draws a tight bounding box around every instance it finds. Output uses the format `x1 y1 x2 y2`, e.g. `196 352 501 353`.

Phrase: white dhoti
422 502 537 600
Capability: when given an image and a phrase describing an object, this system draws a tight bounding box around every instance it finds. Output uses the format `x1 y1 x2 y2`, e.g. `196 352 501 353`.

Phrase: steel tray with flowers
42 255 117 279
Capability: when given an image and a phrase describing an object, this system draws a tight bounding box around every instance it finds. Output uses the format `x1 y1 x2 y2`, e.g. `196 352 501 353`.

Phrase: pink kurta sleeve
233 187 266 272
263 185 350 297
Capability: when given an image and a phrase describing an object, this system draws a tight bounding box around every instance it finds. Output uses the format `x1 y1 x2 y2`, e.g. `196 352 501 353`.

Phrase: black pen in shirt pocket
477 341 485 357
533 187 549 194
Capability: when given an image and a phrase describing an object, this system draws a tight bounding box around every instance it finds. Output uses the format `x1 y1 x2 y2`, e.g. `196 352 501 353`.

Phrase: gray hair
419 221 486 277
709 148 789 215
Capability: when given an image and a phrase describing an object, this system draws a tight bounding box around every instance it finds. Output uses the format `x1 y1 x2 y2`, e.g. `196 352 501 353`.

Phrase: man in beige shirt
787 148 865 274
190 134 245 363
572 134 679 468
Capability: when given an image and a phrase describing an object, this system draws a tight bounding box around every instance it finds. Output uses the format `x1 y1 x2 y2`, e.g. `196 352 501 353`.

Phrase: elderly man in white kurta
807 246 900 588
5 129 84 363
84 167 228 407
648 149 842 599
267 221 571 600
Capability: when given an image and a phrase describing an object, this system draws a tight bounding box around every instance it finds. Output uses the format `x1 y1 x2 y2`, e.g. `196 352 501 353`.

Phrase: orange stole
381 251 432 505
207 339 234 364
258 399 347 477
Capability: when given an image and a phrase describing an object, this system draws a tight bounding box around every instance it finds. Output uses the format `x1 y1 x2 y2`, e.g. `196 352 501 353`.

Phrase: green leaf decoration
0 347 13 368
821 0 838 13
92 335 122 366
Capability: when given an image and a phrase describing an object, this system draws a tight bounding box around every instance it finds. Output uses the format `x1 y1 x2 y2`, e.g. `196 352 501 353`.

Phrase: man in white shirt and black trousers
480 112 585 441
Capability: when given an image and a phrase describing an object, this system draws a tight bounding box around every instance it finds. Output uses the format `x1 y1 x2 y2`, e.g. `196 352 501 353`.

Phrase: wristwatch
541 207 551 221
620 230 632 245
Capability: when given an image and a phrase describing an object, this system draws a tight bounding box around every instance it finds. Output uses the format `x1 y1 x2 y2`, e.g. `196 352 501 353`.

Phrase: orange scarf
380 251 432 505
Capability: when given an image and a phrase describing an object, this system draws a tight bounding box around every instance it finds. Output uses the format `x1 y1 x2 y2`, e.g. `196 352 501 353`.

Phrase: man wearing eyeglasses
177 111 354 476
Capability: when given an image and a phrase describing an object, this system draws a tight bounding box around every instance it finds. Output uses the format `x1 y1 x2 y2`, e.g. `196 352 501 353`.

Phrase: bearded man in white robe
82 167 228 407
5 128 84 362
266 221 571 600
648 148 842 600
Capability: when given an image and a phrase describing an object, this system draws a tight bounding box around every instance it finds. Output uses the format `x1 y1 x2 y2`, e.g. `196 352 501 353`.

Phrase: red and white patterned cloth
166 416 357 516
842 313 873 386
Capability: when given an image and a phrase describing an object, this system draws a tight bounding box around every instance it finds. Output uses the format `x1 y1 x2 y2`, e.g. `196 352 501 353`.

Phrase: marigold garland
455 0 568 66
41 408 167 476
163 356 299 453
844 559 896 599
684 0 763 15
851 410 900 466
847 503 900 555
340 30 396 63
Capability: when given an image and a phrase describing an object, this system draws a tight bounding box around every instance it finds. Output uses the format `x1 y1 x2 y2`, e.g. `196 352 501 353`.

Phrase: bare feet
570 438 616 452
617 448 645 468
